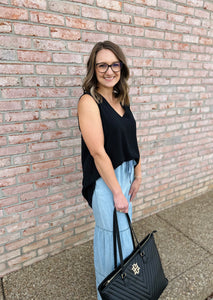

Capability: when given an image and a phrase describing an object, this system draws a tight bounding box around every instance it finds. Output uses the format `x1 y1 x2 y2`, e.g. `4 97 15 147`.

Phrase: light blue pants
92 160 136 300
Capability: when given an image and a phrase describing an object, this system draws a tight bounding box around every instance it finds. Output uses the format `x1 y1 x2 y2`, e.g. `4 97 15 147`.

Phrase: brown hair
82 41 130 106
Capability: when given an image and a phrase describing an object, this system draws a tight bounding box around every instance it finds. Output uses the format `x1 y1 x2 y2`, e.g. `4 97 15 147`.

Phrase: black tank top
81 95 140 207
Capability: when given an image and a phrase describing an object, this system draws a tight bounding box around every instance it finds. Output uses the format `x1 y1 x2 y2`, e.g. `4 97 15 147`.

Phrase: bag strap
113 208 139 270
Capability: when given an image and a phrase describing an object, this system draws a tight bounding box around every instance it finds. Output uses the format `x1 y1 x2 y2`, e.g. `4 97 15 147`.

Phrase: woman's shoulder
78 93 99 113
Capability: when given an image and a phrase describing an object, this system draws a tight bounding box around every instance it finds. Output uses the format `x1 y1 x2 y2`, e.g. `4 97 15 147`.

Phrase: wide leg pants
92 160 136 300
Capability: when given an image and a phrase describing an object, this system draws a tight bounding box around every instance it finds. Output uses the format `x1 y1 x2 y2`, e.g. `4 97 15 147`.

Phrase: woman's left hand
129 177 142 201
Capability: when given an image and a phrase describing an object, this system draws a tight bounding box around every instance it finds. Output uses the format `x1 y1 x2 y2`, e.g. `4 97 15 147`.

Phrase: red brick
0 100 22 111
3 183 34 197
122 25 144 36
6 236 35 251
165 32 182 41
145 29 164 39
18 50 52 62
177 5 194 15
27 123 57 135
0 165 30 178
199 37 213 45
147 8 166 19
33 38 66 51
53 53 81 63
82 32 107 43
37 228 62 241
11 0 47 9
123 3 145 15
0 6 28 20
22 206 49 220
195 8 210 18
35 177 62 188
22 239 48 253
23 223 49 236
66 17 95 30
97 0 122 10
32 160 60 171
5 111 39 122
110 35 132 46
0 158 11 168
36 65 67 75
2 88 36 99
0 64 34 74
0 77 19 86
0 177 16 188
0 35 31 48
42 129 71 141
82 6 107 19
37 193 63 206
0 21 12 33
97 22 121 34
30 11 64 26
168 13 184 22
50 27 80 40
40 109 69 120
14 23 49 37
4 200 35 214
22 77 54 87
29 141 58 152
38 210 64 223
37 242 62 256
21 188 48 201
204 1 213 11
0 145 26 157
67 42 93 53
8 251 37 268
159 20 176 31
38 87 69 98
0 249 20 263
158 0 176 10
0 214 20 226
55 76 82 87
109 12 132 24
134 16 155 27
134 38 153 48
49 0 80 15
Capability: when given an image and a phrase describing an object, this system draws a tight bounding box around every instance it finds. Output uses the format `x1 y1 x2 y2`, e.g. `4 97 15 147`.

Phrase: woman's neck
97 88 116 103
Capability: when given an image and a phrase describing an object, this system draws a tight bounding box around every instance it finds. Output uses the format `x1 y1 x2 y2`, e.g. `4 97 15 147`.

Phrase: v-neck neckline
103 97 126 118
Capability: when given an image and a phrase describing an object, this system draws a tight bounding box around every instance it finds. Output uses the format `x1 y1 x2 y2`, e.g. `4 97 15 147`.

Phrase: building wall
0 0 213 275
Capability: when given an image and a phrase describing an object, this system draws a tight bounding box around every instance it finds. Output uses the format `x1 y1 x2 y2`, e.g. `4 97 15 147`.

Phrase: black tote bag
98 209 168 300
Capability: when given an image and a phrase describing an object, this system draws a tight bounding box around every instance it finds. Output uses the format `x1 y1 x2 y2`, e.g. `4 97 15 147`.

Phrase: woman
78 41 141 299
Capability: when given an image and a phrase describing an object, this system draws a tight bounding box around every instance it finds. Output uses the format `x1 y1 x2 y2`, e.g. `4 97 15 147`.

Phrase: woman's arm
129 156 142 201
78 94 129 213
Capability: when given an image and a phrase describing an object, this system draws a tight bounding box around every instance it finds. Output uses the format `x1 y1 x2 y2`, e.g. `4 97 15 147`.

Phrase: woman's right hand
113 191 129 213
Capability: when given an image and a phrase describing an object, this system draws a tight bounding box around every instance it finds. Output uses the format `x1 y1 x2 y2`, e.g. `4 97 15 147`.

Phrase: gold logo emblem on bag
132 263 140 275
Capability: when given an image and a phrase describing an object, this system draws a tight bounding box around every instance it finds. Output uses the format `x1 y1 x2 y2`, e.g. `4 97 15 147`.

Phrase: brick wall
0 0 213 275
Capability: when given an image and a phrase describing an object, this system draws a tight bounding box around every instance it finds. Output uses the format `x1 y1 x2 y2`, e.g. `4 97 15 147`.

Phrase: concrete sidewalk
1 190 213 300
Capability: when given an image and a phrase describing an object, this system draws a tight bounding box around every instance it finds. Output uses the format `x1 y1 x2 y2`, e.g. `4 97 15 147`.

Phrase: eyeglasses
96 62 122 73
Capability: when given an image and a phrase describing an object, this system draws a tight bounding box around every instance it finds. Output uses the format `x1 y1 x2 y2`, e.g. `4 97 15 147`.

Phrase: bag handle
113 208 140 270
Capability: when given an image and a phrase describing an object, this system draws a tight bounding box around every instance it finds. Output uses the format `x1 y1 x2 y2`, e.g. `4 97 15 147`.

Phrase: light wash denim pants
92 160 136 300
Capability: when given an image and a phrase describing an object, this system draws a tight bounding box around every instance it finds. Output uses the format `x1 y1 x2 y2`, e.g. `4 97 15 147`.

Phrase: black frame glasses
96 62 122 73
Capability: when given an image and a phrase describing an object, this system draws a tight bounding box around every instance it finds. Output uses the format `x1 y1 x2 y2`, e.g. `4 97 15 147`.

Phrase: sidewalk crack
1 278 6 300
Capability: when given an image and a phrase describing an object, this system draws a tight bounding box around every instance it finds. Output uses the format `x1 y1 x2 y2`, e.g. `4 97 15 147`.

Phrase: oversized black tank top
81 95 140 207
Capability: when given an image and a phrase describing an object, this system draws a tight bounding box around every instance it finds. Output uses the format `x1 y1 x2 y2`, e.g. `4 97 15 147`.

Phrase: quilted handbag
98 209 168 300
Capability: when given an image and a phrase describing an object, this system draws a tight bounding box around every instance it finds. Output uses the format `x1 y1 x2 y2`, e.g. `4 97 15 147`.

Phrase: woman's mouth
104 76 115 81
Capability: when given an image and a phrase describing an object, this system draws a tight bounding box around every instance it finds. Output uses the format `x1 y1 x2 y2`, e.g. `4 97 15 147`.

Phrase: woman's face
95 49 121 91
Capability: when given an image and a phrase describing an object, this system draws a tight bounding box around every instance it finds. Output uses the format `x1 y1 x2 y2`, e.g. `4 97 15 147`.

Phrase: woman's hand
113 191 129 213
129 177 142 201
